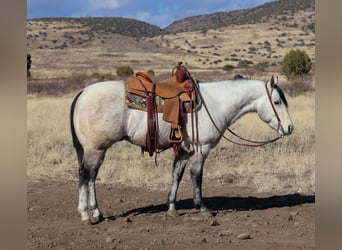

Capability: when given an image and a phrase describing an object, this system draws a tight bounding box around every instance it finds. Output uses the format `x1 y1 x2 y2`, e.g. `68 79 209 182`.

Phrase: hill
29 17 162 37
164 0 314 33
27 0 315 81
27 0 314 39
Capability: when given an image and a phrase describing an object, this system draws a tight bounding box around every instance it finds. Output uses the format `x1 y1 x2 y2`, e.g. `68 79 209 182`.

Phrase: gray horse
70 76 293 224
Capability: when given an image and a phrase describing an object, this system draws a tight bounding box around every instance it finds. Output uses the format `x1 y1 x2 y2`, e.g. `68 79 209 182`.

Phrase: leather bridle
191 77 283 147
265 80 284 135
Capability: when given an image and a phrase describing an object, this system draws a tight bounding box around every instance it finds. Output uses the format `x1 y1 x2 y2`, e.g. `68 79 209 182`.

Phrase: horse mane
185 75 288 107
232 74 249 80
230 74 288 107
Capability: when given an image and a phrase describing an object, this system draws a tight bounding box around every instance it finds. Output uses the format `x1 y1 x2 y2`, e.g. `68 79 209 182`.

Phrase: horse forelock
274 84 288 107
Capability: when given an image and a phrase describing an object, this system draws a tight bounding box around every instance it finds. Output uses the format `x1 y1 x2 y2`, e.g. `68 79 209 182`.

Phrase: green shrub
93 72 113 81
27 53 31 77
116 65 134 76
254 61 269 73
222 64 235 72
237 60 253 68
282 49 312 79
147 69 155 76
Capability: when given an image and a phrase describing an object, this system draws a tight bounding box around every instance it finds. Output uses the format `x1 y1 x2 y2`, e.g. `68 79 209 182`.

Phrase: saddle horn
172 61 189 83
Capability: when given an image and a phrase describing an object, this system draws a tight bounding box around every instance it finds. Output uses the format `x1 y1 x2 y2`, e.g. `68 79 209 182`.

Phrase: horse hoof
80 219 91 225
201 211 214 220
167 210 180 218
91 214 104 224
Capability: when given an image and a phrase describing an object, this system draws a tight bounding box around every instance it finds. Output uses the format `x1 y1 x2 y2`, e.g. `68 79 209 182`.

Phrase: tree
237 59 253 68
27 53 32 77
222 64 234 72
116 65 134 76
147 69 155 76
282 49 312 79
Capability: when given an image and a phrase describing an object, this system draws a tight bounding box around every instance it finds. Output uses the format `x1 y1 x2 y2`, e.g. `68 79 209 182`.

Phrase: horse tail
70 90 84 166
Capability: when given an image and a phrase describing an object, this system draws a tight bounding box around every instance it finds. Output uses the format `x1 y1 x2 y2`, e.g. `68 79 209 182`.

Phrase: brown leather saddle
125 63 199 156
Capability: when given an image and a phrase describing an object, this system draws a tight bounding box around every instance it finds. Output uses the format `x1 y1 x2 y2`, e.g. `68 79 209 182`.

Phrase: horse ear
270 76 275 88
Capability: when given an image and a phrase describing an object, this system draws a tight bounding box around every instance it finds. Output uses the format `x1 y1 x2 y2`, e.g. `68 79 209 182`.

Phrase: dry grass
27 91 314 195
209 92 315 194
27 96 76 179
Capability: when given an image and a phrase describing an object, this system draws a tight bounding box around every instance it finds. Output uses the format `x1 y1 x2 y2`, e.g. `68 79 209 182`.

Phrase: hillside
27 0 315 38
29 17 162 38
27 0 315 81
164 0 314 33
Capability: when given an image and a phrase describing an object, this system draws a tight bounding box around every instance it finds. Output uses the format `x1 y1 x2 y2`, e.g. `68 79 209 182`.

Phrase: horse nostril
288 124 293 133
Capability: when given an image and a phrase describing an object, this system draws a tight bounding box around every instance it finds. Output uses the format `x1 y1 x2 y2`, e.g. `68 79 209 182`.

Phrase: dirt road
27 179 314 249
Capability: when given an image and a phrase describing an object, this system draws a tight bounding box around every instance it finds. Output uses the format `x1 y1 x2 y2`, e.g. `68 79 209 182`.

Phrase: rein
191 77 283 147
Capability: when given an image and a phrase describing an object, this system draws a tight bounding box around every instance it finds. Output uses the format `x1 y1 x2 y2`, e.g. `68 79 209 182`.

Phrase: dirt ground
27 178 314 249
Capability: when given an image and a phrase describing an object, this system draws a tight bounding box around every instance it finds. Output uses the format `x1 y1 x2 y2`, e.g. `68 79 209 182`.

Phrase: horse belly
125 110 171 148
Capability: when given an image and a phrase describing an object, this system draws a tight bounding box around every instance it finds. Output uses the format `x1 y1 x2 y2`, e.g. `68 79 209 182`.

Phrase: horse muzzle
279 123 294 136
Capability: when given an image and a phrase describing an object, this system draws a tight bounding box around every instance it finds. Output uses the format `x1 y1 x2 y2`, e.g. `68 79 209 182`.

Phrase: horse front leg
167 149 189 217
189 150 210 212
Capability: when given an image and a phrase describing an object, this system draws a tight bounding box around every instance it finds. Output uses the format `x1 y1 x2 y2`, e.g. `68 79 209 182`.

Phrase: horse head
257 76 294 136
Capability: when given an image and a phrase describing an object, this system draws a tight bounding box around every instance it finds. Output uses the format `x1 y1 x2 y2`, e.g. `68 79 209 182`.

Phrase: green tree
222 64 235 72
27 53 32 77
237 59 253 68
282 49 312 79
147 69 155 76
116 65 134 76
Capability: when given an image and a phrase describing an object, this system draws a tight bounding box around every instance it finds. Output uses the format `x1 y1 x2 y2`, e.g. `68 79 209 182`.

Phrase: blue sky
27 0 274 28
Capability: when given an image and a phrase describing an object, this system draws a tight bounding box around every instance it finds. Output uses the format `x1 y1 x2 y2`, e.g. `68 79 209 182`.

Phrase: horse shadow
109 193 315 219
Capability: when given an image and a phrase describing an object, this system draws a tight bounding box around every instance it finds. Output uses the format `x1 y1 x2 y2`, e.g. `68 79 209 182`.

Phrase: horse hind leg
78 149 105 224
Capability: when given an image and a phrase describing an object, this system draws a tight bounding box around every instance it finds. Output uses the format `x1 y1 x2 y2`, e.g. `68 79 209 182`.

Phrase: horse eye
274 100 280 105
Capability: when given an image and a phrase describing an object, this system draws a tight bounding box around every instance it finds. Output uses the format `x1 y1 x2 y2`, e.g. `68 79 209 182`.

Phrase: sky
27 0 275 28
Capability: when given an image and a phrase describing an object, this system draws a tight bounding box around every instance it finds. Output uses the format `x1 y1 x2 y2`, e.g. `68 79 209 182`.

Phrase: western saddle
126 62 199 156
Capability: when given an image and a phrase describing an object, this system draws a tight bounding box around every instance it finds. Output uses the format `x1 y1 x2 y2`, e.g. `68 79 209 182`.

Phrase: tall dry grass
27 96 76 180
27 92 314 195
206 92 315 194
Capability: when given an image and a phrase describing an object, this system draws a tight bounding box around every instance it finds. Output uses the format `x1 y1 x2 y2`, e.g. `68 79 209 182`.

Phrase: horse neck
201 80 265 126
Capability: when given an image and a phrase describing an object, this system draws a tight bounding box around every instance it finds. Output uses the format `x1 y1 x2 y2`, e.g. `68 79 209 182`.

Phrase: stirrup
168 126 183 143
